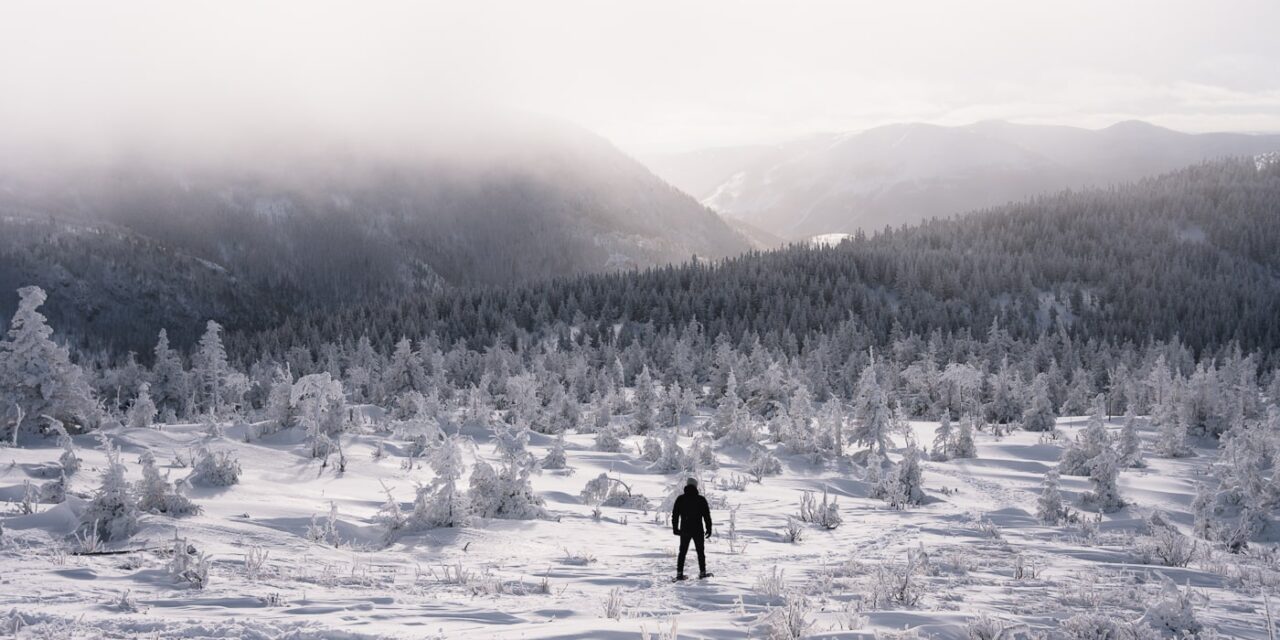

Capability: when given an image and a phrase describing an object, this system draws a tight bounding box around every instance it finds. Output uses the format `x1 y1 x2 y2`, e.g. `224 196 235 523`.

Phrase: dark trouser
677 532 705 576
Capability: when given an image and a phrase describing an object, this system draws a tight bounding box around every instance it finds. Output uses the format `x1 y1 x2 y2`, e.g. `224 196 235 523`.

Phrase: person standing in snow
671 477 713 580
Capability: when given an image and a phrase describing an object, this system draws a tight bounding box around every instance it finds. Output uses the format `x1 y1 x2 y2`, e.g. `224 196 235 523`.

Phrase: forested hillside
235 159 1280 365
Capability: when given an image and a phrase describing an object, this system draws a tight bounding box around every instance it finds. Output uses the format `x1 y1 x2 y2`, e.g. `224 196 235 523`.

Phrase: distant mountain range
0 117 753 350
643 120 1280 239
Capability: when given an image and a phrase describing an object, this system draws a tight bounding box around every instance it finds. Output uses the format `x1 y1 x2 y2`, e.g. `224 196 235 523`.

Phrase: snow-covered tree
930 414 953 461
650 427 689 473
136 450 199 516
711 370 745 439
188 447 241 486
952 414 977 459
411 434 470 528
594 423 624 452
0 286 98 436
469 458 546 520
125 383 158 430
631 365 658 434
851 355 898 456
191 321 232 416
1037 468 1068 525
1153 384 1191 458
873 442 926 509
1117 408 1145 468
542 431 568 470
1021 373 1058 432
1082 448 1125 512
80 436 138 542
149 329 188 420
1059 394 1113 476
291 373 346 458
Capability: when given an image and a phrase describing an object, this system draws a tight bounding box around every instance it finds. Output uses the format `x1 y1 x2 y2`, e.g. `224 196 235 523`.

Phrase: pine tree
1060 394 1113 476
125 383 158 430
1117 408 1145 468
1083 448 1124 513
136 450 199 516
150 329 188 420
952 414 977 459
191 321 230 416
851 355 897 456
1022 373 1058 432
81 436 138 542
930 413 953 461
631 365 657 434
711 370 744 439
542 431 568 470
1037 468 1067 525
0 286 98 436
1153 384 1191 458
412 434 470 528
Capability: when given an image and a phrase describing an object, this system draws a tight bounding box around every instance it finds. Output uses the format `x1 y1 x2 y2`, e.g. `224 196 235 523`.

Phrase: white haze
1 0 1278 156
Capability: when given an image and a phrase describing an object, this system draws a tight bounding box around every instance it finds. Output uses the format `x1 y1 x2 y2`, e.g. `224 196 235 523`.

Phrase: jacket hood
683 485 699 496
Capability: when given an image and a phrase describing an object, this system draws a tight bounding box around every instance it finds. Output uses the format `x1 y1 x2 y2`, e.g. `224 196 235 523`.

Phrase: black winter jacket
672 485 712 535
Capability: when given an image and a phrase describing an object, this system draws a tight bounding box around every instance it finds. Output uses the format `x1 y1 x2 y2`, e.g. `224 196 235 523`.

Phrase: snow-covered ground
0 414 1269 638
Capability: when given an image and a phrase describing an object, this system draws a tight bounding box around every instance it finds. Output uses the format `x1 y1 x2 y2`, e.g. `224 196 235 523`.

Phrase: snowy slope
0 412 1265 638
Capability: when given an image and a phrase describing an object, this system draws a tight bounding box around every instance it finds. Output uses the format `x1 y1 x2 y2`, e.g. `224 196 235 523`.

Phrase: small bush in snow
965 614 1019 640
601 587 625 620
542 432 569 470
188 447 241 486
57 431 80 476
781 516 804 543
169 534 211 589
747 448 783 482
412 435 470 528
1140 579 1202 635
125 383 158 430
136 450 200 516
753 593 813 640
872 444 926 509
867 548 928 608
469 459 546 520
40 471 67 504
1037 468 1070 525
580 473 650 510
798 487 841 529
373 483 407 543
594 426 624 452
1135 522 1198 568
754 564 787 598
1059 613 1161 640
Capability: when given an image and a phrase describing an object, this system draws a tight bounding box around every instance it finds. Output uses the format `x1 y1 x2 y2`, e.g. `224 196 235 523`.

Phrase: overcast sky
3 0 1278 155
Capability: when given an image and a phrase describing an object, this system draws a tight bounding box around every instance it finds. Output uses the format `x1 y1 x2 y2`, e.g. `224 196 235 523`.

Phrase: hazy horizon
3 0 1279 157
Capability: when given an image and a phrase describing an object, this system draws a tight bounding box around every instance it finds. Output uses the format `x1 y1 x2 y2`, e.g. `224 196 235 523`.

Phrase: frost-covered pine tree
930 414 953 461
0 286 98 436
712 370 744 439
651 427 689 473
631 365 657 434
1191 483 1214 541
373 483 407 542
150 329 188 420
383 338 426 400
136 450 199 516
56 425 80 475
1083 448 1125 512
594 423 624 452
412 434 470 528
1037 468 1068 525
542 431 569 470
1153 384 1191 458
1059 394 1112 476
1021 373 1058 432
125 383 158 430
191 320 231 417
952 414 977 459
851 355 897 456
1117 408 1145 468
874 442 926 509
81 436 139 542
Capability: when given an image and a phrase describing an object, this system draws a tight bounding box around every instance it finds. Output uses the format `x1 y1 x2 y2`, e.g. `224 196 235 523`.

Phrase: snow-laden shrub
1037 468 1070 525
798 487 841 530
125 383 158 430
1139 579 1202 635
373 484 407 542
580 473 650 509
136 450 200 516
781 516 804 543
747 448 783 482
306 502 341 547
1059 613 1161 640
57 430 80 476
80 436 138 542
594 425 623 452
1059 396 1112 477
40 471 67 504
650 428 691 473
542 432 569 470
1135 519 1198 567
867 549 929 608
469 459 546 520
965 614 1019 640
188 447 241 487
753 564 787 598
753 593 812 640
291 373 346 458
690 434 719 469
640 435 663 462
601 587 625 620
169 534 211 588
1080 448 1125 513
